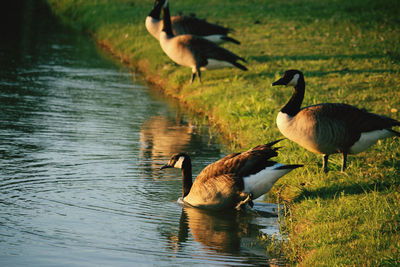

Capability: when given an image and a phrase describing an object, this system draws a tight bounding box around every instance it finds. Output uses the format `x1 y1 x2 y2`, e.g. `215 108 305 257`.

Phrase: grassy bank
46 0 400 265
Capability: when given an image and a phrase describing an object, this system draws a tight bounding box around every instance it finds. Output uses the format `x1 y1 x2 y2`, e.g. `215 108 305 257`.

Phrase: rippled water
0 1 283 266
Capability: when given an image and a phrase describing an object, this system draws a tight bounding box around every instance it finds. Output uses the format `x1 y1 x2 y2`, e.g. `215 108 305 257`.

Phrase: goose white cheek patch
288 73 300 86
174 156 185 169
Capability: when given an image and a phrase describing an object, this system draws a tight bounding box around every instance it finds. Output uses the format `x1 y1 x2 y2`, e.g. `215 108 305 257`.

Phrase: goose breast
277 106 348 155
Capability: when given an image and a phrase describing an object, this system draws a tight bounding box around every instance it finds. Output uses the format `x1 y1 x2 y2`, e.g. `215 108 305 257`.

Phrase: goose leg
196 69 202 83
341 152 347 172
235 193 253 210
190 68 202 83
322 154 329 173
190 72 196 83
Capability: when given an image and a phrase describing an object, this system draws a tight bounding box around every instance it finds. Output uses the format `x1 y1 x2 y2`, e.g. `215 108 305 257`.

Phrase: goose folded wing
195 152 240 181
188 36 244 62
306 103 400 147
235 145 280 178
194 143 279 190
171 15 231 36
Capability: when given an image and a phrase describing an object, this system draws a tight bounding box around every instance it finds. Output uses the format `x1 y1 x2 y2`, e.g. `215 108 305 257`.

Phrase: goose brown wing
234 144 280 178
195 152 240 180
304 103 400 148
188 36 246 68
195 141 281 189
171 15 231 36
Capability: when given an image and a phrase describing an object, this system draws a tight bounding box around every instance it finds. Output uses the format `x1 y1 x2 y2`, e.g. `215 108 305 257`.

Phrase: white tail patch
243 163 295 200
349 129 395 154
203 34 225 44
202 59 234 70
288 73 300 86
174 156 185 169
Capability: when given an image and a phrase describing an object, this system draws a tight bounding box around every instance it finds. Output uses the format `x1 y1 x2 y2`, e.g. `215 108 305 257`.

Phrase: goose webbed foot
235 193 253 210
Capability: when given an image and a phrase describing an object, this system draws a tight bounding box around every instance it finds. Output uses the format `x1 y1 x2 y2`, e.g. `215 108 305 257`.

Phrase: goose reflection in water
160 205 280 261
139 115 194 167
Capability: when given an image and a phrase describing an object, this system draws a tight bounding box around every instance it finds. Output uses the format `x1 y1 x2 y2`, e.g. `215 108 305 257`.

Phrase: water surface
0 1 282 266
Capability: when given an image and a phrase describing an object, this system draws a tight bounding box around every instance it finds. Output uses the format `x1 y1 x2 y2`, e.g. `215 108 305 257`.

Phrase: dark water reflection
0 1 283 266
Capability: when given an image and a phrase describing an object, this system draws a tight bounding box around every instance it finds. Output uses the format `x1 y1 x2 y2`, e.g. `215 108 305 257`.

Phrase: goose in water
158 0 247 83
160 140 302 210
145 0 240 45
272 69 400 172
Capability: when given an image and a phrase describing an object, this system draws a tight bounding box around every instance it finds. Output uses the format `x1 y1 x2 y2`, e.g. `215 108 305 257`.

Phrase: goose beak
271 77 286 86
160 164 172 170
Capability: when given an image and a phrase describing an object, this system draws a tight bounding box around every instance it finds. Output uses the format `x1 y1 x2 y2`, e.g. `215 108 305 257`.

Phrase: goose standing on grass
145 0 240 45
160 140 302 211
271 69 400 172
158 0 247 83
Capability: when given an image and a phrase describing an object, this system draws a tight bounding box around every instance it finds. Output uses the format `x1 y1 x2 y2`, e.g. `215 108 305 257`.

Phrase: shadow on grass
293 175 400 203
250 53 384 63
304 69 399 77
244 53 398 81
251 52 400 66
244 67 398 84
293 158 400 202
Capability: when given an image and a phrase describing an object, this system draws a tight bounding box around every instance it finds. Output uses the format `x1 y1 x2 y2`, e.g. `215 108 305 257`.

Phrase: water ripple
0 2 282 266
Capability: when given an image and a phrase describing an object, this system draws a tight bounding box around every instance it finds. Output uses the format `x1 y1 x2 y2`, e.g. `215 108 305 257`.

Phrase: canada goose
145 0 240 45
158 0 247 83
160 140 302 210
271 69 400 172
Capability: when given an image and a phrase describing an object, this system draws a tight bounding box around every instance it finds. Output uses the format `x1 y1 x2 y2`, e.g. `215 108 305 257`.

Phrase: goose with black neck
158 0 247 83
160 140 302 210
145 0 240 45
272 69 400 172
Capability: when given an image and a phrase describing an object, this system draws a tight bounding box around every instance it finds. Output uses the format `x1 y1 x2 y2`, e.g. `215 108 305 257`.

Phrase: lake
0 1 283 266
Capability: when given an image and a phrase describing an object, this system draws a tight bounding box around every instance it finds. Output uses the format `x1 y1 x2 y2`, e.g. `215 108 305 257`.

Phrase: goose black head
272 69 303 87
160 153 191 170
149 0 165 19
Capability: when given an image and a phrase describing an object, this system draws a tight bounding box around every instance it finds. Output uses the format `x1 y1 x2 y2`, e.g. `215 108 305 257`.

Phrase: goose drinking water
160 140 302 210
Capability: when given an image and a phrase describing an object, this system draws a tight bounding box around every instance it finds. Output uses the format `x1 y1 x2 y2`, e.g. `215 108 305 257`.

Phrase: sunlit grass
47 0 400 265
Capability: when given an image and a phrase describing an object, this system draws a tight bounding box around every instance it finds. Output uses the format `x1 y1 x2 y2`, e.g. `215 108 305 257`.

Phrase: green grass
46 0 400 265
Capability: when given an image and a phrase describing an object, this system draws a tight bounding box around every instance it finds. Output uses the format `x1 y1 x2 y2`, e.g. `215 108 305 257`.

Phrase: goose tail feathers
221 36 241 45
388 129 400 137
265 138 285 147
232 61 248 71
275 164 303 170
